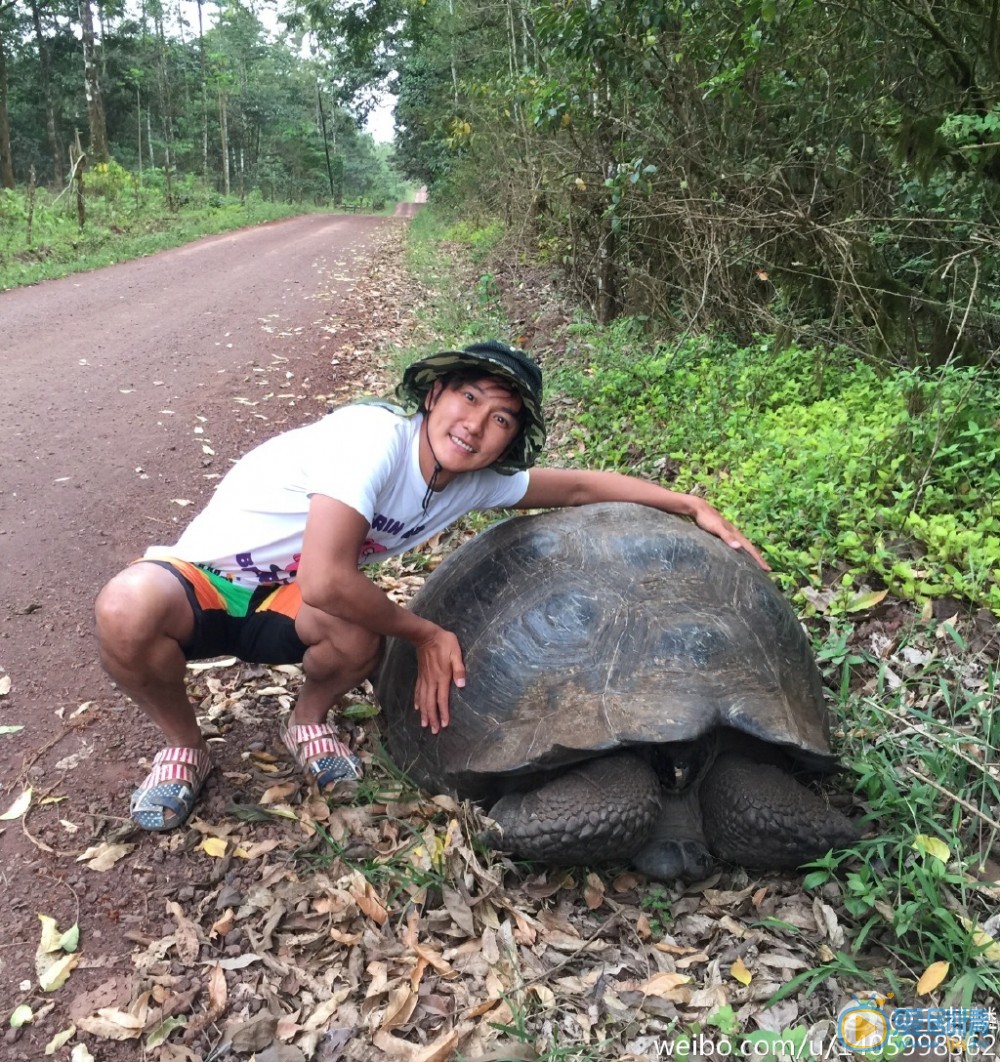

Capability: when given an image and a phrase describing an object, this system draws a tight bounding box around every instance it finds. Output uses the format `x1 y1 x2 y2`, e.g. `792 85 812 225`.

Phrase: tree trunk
449 0 459 105
0 24 14 188
219 92 230 195
595 157 621 324
316 82 336 199
196 0 208 176
79 0 109 163
71 128 86 229
154 8 175 206
30 0 64 184
136 86 142 179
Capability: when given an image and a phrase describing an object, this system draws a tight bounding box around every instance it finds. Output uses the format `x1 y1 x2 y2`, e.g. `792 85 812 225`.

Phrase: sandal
280 720 363 788
130 746 212 831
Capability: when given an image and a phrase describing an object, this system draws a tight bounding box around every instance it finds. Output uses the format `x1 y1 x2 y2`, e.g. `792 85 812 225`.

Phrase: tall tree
0 1 15 189
29 0 64 183
196 0 208 175
79 0 109 162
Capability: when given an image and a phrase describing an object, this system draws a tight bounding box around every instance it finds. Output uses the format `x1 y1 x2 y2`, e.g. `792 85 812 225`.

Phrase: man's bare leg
95 563 211 828
95 563 207 752
283 601 382 784
291 600 383 724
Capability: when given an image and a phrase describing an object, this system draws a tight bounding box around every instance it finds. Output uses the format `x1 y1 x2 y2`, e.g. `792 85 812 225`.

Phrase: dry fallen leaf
583 872 605 910
240 839 284 860
229 1014 278 1052
210 909 235 939
958 916 1000 961
167 901 202 965
916 960 949 995
77 842 135 872
0 788 32 820
207 963 228 1012
38 953 80 992
199 837 228 858
639 972 693 999
380 984 418 1031
35 914 80 992
261 781 299 805
44 1024 76 1053
76 1008 145 1040
350 877 388 926
38 915 79 954
730 957 753 985
845 588 888 612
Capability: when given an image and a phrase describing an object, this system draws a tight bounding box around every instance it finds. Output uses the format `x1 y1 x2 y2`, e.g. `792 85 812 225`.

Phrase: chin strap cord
422 460 442 513
421 411 443 513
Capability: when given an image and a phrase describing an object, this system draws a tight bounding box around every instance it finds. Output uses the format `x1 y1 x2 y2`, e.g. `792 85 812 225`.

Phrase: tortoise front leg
484 753 660 865
700 753 859 869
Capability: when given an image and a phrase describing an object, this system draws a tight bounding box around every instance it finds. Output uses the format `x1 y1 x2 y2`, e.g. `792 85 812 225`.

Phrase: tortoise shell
376 502 832 798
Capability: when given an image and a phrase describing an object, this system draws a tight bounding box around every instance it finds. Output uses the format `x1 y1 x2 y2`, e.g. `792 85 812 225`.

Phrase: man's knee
357 633 384 678
95 565 192 653
320 627 382 677
297 608 382 679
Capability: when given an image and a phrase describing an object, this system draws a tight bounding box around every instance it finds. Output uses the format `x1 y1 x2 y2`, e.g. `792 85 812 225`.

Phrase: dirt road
0 212 394 1056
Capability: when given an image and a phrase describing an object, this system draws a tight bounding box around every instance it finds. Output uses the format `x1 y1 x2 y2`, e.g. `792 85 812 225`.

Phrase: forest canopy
0 0 401 205
375 0 1000 368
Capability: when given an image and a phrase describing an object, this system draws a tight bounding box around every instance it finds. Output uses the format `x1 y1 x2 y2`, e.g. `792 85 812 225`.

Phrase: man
96 340 767 830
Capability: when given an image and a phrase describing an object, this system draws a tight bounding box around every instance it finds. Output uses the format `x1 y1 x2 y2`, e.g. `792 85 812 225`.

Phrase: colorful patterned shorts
142 558 308 664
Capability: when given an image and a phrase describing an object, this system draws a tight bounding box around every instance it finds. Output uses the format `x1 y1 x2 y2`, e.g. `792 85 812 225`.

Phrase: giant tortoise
376 502 857 880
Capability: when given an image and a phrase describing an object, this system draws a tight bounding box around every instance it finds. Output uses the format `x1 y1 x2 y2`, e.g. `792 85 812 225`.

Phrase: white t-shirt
145 404 531 588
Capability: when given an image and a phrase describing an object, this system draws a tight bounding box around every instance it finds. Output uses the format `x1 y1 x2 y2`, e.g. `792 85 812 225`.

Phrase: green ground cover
0 164 389 290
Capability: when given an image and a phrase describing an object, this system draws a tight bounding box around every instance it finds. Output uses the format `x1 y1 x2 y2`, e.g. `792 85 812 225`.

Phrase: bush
554 327 1000 613
87 160 134 203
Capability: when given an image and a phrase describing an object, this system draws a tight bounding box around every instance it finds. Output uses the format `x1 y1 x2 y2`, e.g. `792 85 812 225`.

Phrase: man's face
424 376 523 473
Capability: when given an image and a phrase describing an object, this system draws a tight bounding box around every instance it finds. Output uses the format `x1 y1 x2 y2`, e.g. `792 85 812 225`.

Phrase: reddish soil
0 211 403 1057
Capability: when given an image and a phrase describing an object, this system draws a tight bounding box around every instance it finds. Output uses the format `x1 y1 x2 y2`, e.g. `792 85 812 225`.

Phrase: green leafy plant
799 625 1000 1001
548 327 1000 613
640 884 673 938
0 182 310 290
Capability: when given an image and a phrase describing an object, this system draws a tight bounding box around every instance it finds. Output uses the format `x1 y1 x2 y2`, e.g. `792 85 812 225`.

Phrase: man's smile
448 433 476 454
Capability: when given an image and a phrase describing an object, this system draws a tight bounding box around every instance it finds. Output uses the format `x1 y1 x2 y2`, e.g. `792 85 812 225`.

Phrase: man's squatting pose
94 340 769 831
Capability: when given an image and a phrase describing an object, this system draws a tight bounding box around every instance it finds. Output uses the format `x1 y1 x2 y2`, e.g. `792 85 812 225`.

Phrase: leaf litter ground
4 221 998 1062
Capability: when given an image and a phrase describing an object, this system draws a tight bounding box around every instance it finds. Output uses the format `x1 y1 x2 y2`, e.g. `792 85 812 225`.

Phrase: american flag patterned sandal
129 746 212 831
280 721 363 788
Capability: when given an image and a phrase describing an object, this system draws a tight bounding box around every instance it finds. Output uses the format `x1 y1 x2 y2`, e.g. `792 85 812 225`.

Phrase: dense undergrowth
396 206 1000 1029
0 164 386 291
554 326 1000 617
408 208 1000 618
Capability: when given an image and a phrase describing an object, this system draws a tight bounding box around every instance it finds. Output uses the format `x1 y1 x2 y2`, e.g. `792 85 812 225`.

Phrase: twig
868 700 994 778
52 152 86 206
516 910 623 990
903 764 1000 833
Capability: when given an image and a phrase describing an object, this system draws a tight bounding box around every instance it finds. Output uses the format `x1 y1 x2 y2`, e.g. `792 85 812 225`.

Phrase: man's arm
518 467 770 571
297 494 463 733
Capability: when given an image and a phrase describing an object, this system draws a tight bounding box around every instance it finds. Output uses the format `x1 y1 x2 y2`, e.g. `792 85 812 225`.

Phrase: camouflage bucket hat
396 340 546 474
